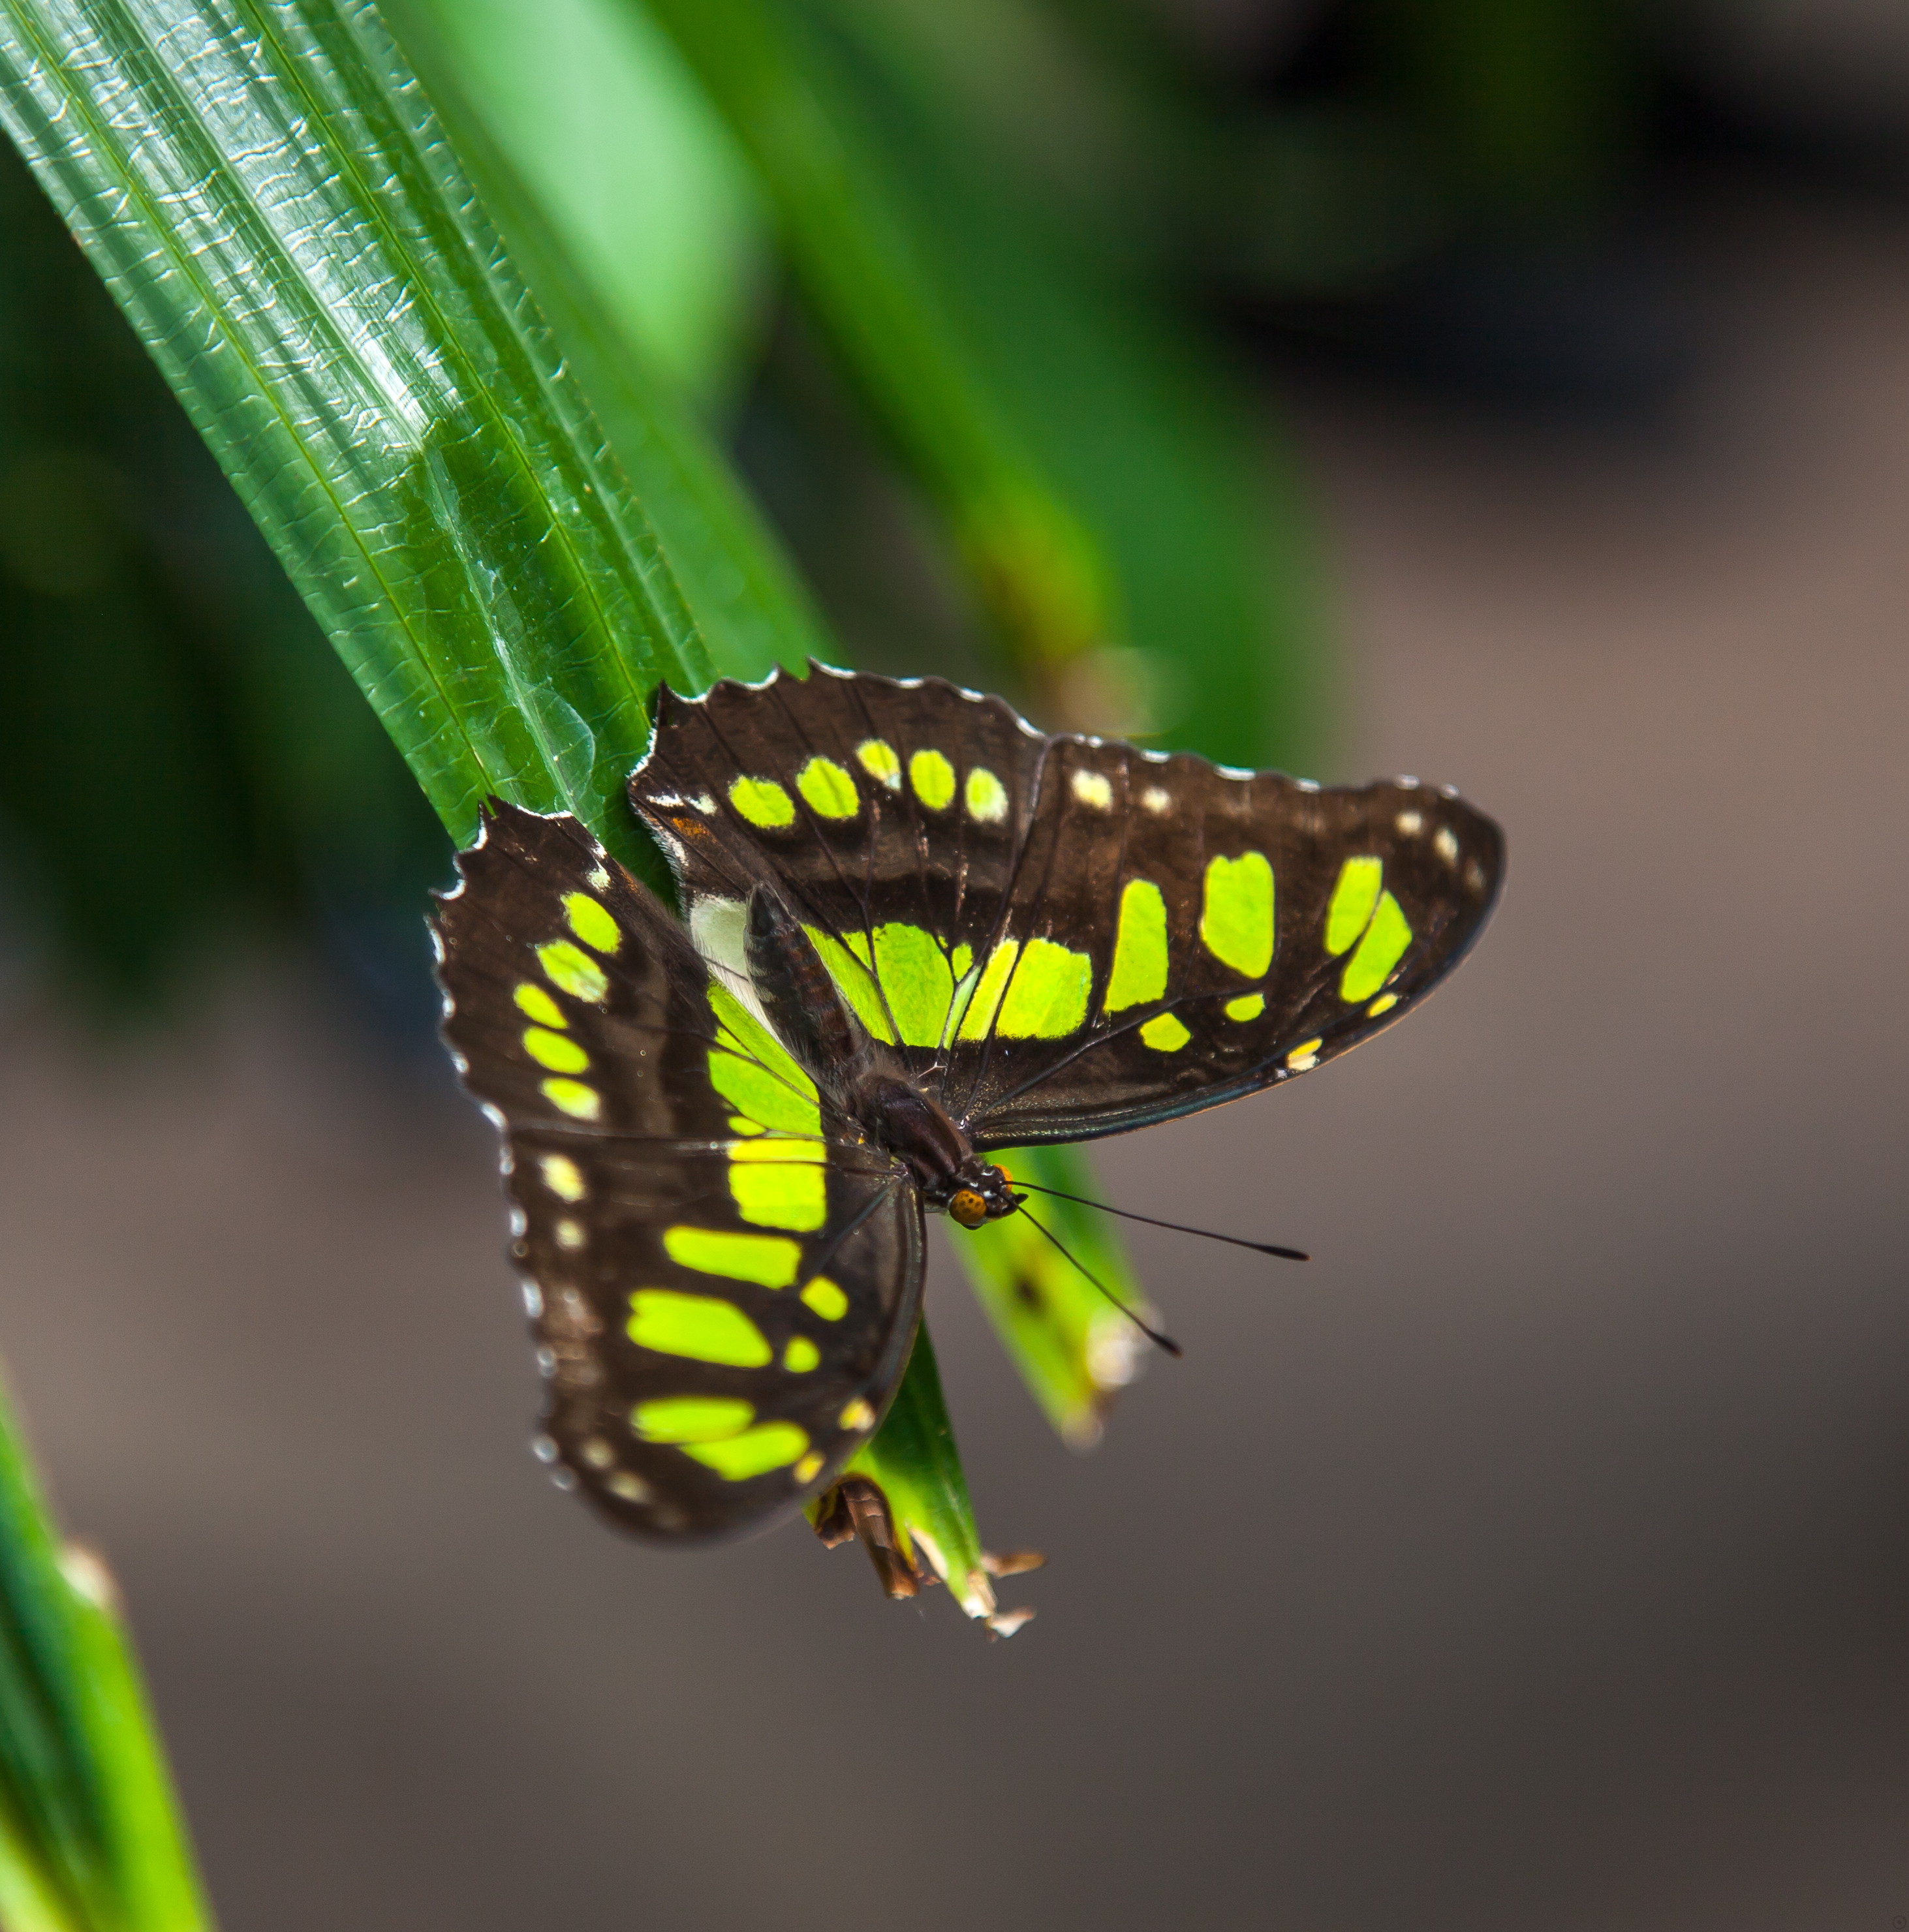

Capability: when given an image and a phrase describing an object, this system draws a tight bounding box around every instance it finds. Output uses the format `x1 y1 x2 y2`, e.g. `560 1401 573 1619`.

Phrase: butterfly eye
949 1189 987 1229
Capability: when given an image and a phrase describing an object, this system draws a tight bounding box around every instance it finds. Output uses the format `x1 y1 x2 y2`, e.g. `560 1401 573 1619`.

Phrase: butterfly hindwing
508 1132 921 1541
431 802 923 1541
631 669 1504 1148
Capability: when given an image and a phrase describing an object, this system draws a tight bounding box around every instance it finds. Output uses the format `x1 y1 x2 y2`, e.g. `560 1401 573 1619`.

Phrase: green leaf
960 1142 1158 1447
0 1377 211 1932
413 0 769 410
0 0 709 891
832 1325 1029 1631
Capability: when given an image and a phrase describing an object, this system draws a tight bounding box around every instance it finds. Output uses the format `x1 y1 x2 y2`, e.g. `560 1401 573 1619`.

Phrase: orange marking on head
950 1189 987 1230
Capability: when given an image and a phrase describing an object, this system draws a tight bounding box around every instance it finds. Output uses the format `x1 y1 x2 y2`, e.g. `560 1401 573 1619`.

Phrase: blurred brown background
4 4 1908 1927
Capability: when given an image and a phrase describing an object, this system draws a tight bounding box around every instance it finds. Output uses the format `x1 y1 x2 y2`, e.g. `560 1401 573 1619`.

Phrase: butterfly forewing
631 669 1504 1148
431 803 923 1541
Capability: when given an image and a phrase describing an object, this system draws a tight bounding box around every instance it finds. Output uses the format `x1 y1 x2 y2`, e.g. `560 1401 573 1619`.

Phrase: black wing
430 801 922 1542
630 667 1504 1148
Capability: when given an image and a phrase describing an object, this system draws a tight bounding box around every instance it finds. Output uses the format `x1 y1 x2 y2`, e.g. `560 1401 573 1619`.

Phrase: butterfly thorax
744 885 1017 1233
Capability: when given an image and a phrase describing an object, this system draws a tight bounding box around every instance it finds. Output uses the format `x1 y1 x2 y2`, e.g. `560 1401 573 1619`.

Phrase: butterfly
431 666 1504 1542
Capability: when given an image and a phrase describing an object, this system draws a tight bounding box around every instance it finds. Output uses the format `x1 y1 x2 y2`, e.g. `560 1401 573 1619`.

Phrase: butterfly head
945 1160 1019 1231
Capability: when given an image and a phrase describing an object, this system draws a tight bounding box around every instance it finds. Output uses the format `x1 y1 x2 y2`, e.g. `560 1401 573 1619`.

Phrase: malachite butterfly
431 667 1504 1544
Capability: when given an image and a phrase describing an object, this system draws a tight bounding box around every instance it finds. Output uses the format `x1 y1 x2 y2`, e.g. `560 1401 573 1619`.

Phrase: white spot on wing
1396 810 1423 835
1141 786 1172 814
691 897 777 1032
1434 826 1460 865
1072 769 1113 810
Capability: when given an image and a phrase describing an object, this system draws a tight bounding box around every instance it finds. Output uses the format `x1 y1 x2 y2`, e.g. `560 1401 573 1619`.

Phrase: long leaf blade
0 0 708 885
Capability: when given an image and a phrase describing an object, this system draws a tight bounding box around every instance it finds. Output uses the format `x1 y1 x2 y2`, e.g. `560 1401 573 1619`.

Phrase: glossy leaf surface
0 0 708 889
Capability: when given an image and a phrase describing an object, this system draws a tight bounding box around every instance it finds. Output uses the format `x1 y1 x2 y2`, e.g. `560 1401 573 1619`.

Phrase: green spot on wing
728 1142 829 1231
538 940 607 1002
683 1421 811 1480
1104 878 1168 1013
871 923 956 1047
633 1395 755 1443
804 926 897 1043
664 1225 802 1289
909 748 955 809
708 982 822 1134
628 1291 773 1367
514 982 566 1028
955 941 1019 1041
796 756 859 818
541 1077 599 1119
1200 851 1275 979
563 891 620 954
965 765 1008 822
783 1336 821 1373
856 739 902 789
1326 855 1384 956
711 1052 820 1136
1339 891 1412 1002
1224 992 1265 1022
1139 1012 1191 1052
730 776 795 827
523 1025 589 1073
997 938 1092 1039
801 1276 848 1320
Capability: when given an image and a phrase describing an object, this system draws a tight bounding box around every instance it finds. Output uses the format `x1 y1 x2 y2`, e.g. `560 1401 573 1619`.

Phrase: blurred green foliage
0 1377 210 1932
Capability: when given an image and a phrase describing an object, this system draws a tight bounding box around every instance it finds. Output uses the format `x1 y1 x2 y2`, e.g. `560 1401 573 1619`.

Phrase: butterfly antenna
1013 1183 1309 1262
1016 1208 1183 1358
